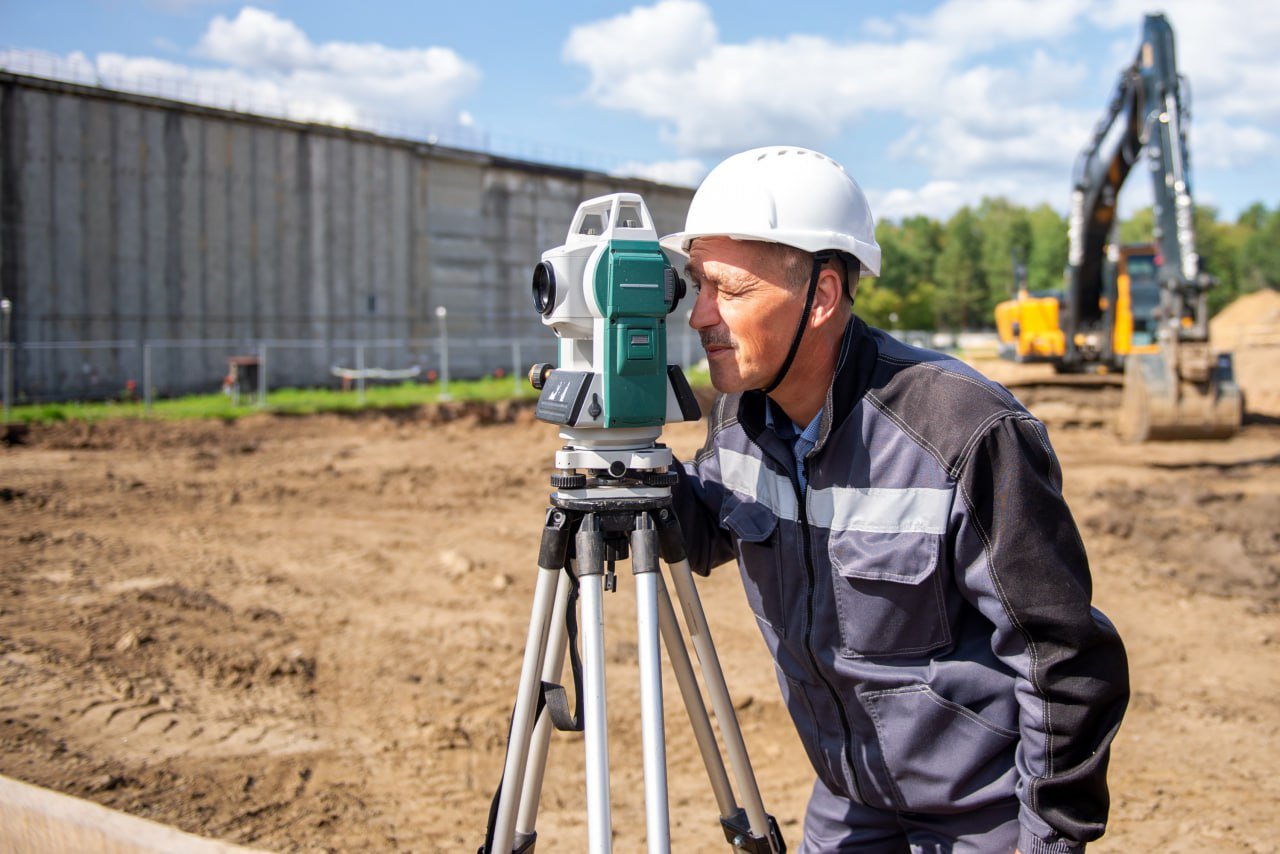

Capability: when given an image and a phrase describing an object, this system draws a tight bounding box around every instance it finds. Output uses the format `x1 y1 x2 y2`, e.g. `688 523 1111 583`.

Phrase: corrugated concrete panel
177 113 203 388
228 121 254 341
273 129 304 381
52 92 85 392
0 73 695 400
140 108 168 389
387 147 412 350
408 155 431 343
305 133 329 371
12 88 51 393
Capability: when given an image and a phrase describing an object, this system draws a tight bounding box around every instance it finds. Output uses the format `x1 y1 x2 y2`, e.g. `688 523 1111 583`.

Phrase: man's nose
688 285 719 331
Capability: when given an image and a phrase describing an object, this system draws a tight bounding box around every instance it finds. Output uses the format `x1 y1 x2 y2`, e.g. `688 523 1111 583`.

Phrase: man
660 147 1129 854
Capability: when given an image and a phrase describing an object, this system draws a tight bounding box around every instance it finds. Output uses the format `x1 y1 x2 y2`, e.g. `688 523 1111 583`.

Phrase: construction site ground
3 307 1279 852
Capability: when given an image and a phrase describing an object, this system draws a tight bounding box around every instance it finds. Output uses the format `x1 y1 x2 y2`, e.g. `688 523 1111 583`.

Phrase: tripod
480 443 785 853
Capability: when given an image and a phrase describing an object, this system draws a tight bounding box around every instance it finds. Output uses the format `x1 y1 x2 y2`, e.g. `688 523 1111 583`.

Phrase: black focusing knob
664 268 686 313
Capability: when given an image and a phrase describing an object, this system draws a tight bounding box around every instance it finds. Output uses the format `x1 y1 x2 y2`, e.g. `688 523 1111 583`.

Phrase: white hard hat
660 146 881 276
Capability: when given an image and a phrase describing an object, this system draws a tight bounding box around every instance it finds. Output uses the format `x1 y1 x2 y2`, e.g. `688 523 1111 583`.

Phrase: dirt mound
19 399 539 452
1211 288 1280 349
1212 288 1280 419
1082 478 1280 609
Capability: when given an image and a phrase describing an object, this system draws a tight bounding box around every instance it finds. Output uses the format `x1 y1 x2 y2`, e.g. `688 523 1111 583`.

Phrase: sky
2 0 1278 223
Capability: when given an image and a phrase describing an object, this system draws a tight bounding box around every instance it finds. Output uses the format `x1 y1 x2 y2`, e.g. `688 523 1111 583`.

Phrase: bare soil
2 385 1279 852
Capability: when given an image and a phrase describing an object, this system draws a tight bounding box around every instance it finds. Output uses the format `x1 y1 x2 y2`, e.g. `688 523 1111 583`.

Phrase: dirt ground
3 363 1279 852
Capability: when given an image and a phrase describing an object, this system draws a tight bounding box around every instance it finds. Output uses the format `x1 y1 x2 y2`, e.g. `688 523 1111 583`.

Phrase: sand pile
1212 288 1280 350
1212 288 1280 418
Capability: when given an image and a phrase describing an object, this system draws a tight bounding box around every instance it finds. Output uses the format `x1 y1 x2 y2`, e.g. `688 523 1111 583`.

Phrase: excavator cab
1112 248 1162 356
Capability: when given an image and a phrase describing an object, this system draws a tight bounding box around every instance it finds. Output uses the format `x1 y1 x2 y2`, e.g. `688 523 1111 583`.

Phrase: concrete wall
0 773 266 854
0 73 695 401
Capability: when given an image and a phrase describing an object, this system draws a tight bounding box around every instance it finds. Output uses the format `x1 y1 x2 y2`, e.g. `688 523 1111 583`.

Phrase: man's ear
809 263 846 328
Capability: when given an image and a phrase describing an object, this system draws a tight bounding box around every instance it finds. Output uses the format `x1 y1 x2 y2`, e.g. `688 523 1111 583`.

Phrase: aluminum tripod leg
490 562 564 853
576 514 612 853
667 557 774 845
515 566 573 836
631 513 669 852
654 577 737 818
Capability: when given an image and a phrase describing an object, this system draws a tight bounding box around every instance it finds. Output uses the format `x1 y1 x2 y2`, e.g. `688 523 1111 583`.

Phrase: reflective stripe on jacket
672 316 1129 852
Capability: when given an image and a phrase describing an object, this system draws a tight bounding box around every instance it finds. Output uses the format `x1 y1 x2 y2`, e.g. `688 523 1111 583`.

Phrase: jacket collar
736 314 879 457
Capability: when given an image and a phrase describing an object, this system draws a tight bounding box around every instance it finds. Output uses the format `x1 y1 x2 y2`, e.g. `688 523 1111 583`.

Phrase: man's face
685 236 801 393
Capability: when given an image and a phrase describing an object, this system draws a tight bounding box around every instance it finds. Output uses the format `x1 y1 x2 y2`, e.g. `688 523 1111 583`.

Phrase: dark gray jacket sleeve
670 398 737 576
953 415 1129 853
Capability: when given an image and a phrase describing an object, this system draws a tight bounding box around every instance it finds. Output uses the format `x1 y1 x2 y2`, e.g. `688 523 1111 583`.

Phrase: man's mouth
700 335 733 353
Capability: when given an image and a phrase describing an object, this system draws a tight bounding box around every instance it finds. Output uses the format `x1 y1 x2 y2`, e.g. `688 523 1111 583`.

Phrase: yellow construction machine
995 13 1243 440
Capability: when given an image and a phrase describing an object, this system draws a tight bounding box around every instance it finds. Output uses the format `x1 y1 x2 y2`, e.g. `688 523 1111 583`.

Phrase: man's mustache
700 332 733 349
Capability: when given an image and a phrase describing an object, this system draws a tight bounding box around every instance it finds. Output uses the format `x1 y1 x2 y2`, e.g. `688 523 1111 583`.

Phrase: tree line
857 199 1280 331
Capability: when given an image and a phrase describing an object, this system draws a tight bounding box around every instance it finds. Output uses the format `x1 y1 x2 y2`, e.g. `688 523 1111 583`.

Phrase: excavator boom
1009 13 1243 440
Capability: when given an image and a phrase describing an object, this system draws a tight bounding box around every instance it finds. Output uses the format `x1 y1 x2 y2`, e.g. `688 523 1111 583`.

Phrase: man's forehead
688 236 767 269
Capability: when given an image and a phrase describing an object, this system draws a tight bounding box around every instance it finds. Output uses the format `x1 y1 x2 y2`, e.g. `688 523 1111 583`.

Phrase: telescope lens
532 261 556 316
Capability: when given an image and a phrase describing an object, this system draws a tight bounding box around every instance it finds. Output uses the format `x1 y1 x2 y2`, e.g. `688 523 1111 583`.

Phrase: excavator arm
1065 14 1241 439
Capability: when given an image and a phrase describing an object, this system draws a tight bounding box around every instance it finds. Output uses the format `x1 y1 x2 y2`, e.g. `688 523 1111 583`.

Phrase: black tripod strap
479 568 583 853
542 570 584 733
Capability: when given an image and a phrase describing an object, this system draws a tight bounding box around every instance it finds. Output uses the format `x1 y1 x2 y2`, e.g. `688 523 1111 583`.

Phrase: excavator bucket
1116 348 1244 441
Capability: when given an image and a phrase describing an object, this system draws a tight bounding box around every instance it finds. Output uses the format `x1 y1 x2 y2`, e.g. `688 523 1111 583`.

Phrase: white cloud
564 3 955 155
861 17 899 40
562 0 1089 166
1086 2 1280 121
1191 120 1275 171
565 0 1279 219
902 0 1091 50
196 7 313 71
869 181 970 221
563 0 715 86
4 7 480 135
869 174 1072 222
611 158 706 187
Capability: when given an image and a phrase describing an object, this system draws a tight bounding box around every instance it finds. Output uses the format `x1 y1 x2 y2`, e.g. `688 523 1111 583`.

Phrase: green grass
10 367 718 426
8 376 539 425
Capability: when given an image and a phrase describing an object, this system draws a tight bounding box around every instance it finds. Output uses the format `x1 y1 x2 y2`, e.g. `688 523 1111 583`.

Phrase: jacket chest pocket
828 529 950 658
721 497 787 635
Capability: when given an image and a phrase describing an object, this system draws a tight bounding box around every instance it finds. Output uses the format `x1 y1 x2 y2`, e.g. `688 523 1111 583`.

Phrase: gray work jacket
672 317 1129 854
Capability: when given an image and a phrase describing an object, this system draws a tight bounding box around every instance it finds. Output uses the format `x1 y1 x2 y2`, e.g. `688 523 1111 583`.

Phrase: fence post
1 299 12 422
258 342 268 407
356 343 366 406
143 343 153 413
435 306 451 401
511 338 522 396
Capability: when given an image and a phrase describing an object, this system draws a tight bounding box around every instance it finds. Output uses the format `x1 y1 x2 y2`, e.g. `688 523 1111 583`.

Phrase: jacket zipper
792 470 868 806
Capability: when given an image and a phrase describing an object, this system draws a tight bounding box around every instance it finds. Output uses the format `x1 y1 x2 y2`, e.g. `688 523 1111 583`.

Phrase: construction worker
661 146 1129 853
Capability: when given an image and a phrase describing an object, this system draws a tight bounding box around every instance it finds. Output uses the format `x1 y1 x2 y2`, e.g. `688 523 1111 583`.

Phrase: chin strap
760 251 835 395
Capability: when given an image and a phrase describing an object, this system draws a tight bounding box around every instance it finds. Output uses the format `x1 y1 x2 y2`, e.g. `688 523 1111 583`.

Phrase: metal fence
0 335 557 411
0 306 708 414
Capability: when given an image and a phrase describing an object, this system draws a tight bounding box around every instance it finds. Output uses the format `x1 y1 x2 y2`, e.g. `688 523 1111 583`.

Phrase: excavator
994 13 1243 440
